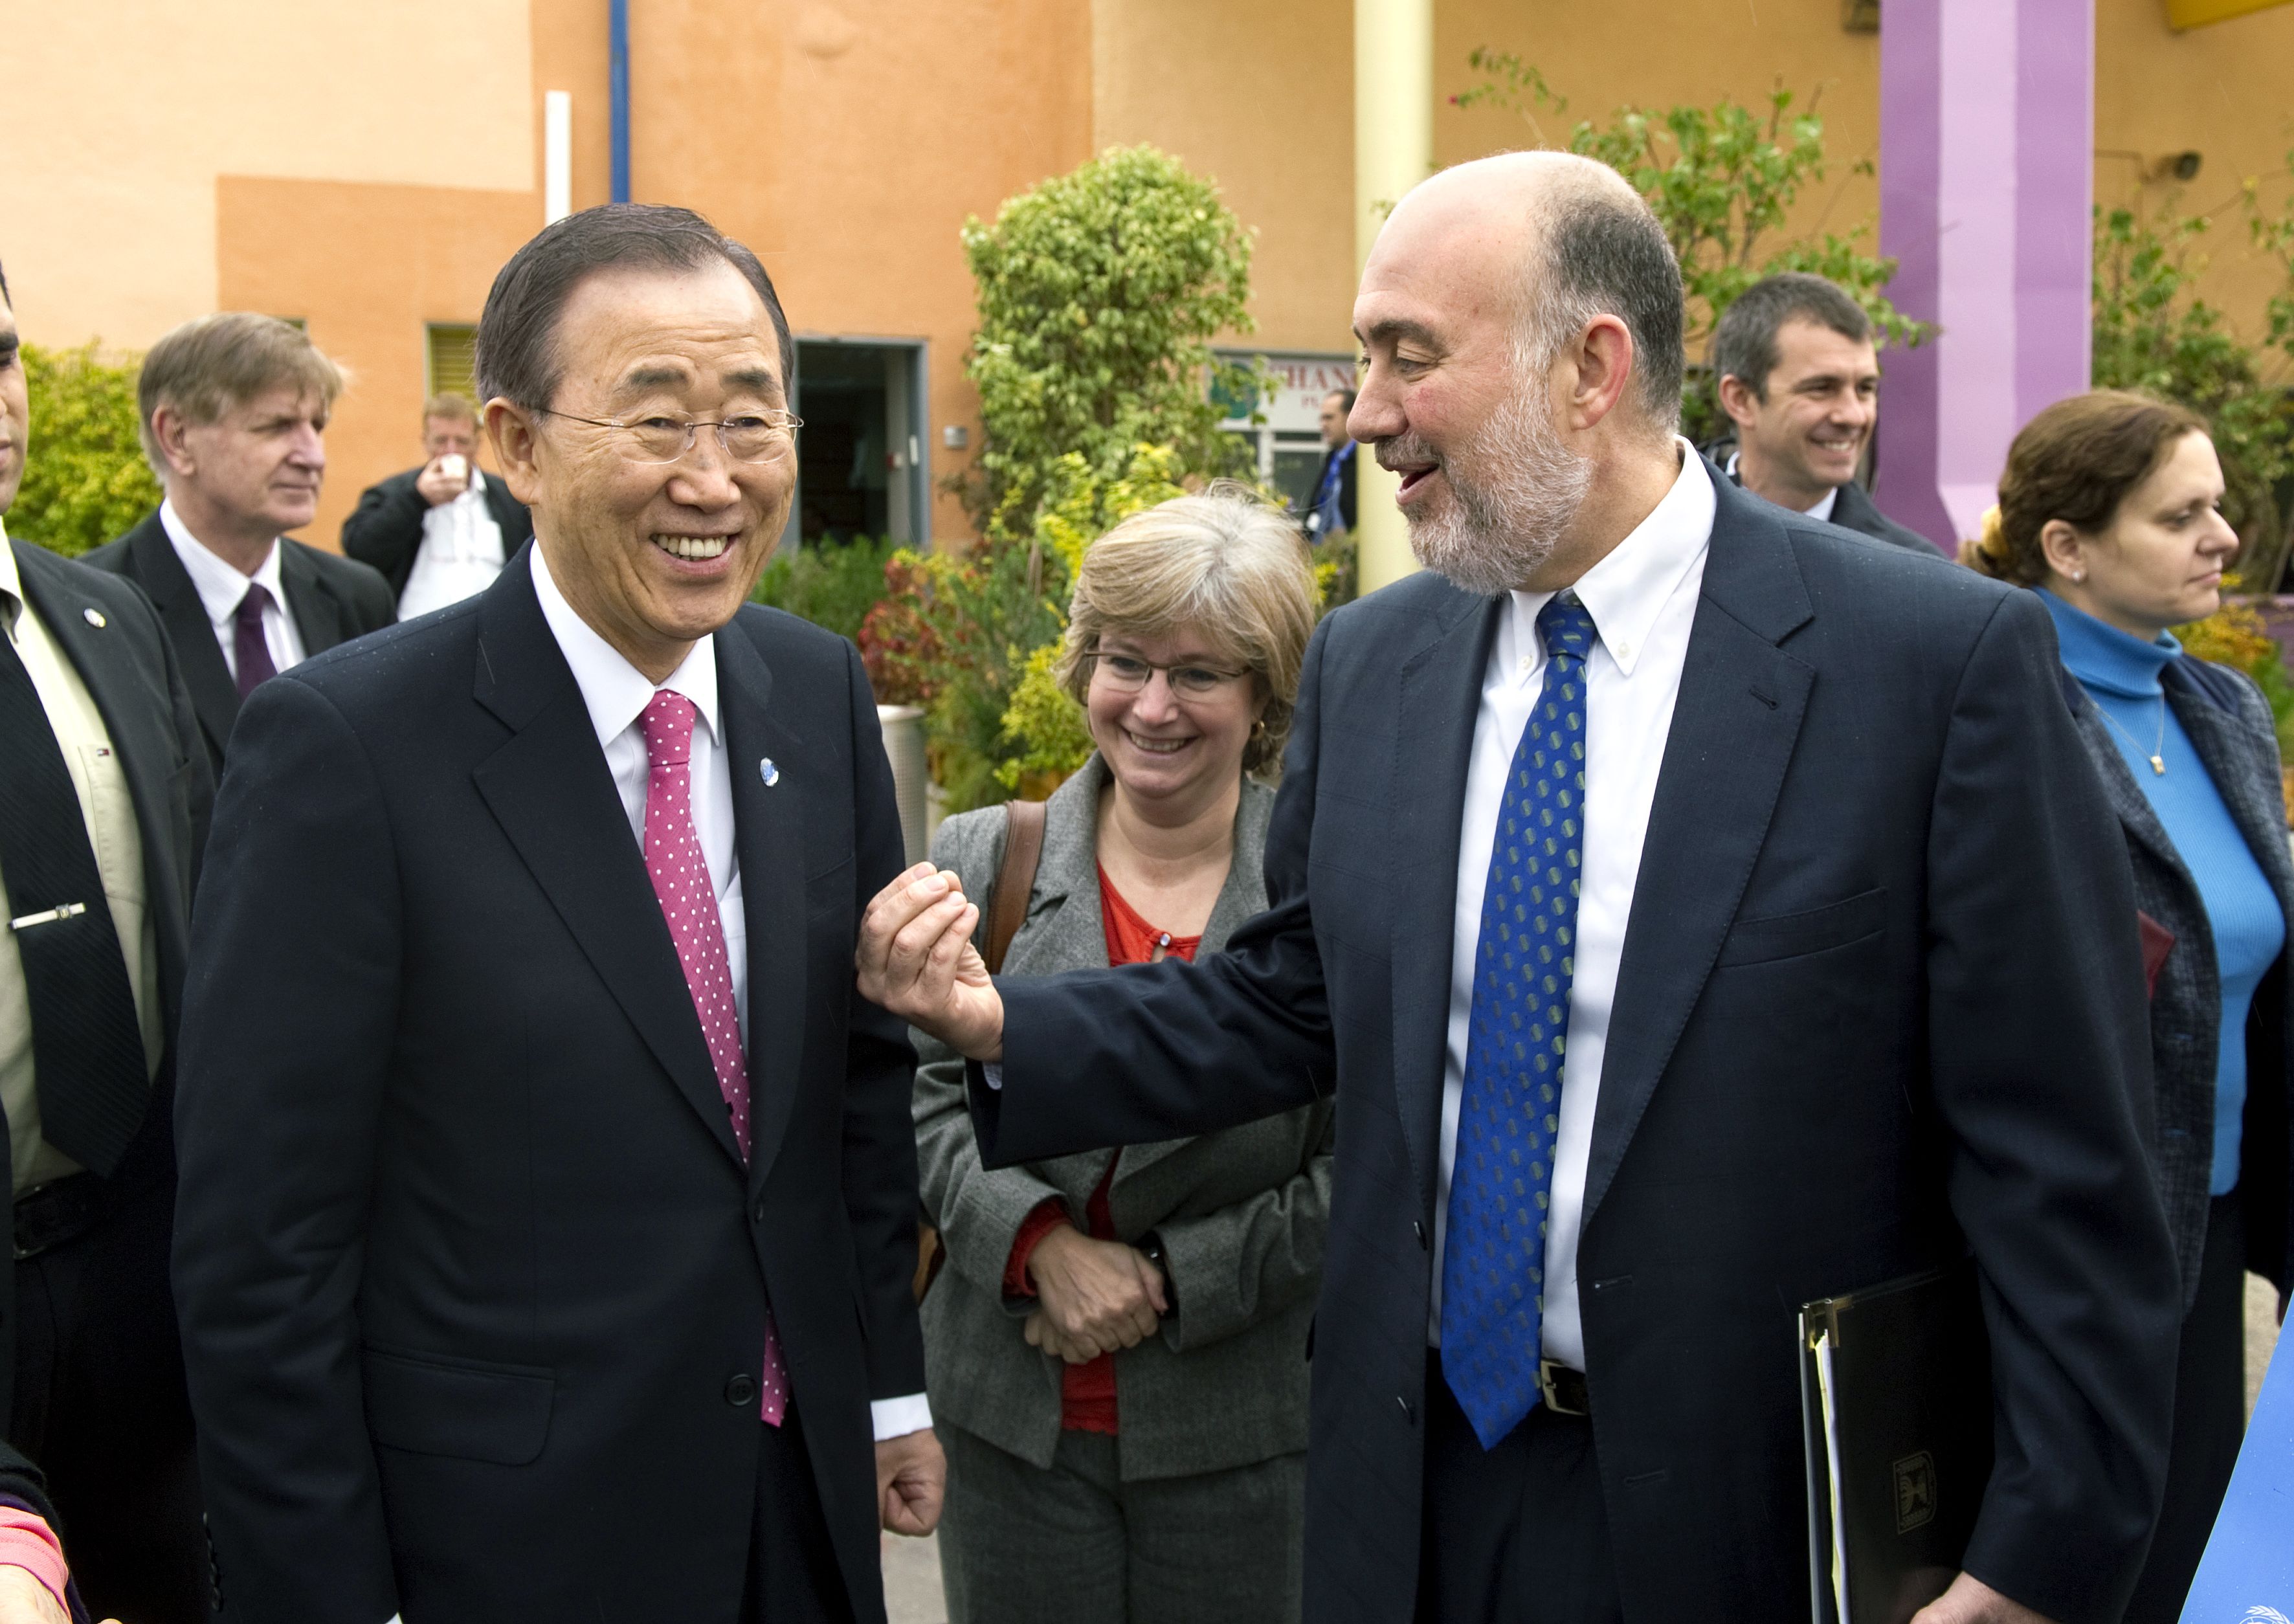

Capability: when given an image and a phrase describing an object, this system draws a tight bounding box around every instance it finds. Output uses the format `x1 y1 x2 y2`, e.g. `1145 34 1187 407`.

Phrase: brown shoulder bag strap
917 798 1047 1305
984 798 1048 975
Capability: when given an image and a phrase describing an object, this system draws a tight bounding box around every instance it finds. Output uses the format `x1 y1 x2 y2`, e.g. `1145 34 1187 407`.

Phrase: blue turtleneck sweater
2040 588 2282 1194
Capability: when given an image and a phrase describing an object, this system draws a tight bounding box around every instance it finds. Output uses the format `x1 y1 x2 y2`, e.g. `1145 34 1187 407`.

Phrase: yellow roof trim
2167 0 2294 28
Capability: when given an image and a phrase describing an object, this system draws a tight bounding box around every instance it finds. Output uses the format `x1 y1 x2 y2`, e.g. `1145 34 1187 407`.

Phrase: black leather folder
1799 1262 1994 1624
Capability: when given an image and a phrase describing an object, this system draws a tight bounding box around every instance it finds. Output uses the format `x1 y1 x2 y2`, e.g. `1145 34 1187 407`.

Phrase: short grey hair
1519 175 1686 432
1057 483 1321 776
139 313 345 471
1710 273 1872 402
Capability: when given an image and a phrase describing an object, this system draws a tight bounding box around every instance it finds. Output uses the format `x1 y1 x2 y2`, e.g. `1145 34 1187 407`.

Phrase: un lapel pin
759 757 781 788
82 607 107 628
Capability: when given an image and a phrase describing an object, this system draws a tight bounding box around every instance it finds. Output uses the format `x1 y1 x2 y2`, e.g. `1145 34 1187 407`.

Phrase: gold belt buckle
1537 1359 1589 1417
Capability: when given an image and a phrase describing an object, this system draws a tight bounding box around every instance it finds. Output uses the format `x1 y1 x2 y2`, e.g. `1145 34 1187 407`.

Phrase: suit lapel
2168 673 2294 920
278 541 349 654
12 543 195 1021
470 555 742 1168
717 623 813 1190
126 515 240 759
1389 591 1504 1216
1582 484 1816 1229
2066 682 2188 881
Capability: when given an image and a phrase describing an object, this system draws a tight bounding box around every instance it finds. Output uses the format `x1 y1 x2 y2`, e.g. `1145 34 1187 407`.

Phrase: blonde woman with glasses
913 485 1330 1624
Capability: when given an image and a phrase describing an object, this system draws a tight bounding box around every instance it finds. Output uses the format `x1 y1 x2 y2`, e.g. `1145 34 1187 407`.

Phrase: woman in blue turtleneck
1970 389 2293 1624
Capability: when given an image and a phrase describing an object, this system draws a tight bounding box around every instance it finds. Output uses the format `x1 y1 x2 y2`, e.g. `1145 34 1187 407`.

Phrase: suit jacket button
1396 1394 1416 1425
753 1196 768 1223
725 1373 759 1407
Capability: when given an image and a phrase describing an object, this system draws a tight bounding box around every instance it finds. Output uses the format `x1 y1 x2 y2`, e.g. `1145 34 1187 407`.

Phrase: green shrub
2092 196 2294 588
960 145 1261 542
1453 56 1927 444
12 342 161 557
748 534 900 644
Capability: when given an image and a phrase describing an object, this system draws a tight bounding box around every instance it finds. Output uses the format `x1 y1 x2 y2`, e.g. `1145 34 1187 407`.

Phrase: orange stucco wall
11 0 2294 557
619 0 1094 544
1090 0 1356 356
216 178 544 551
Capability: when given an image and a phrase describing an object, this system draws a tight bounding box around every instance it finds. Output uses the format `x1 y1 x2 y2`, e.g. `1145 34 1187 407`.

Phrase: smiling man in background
171 205 941 1624
1710 271 1937 553
82 313 395 774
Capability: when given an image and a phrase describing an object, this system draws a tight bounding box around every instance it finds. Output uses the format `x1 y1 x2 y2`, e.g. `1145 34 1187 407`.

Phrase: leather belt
13 1172 112 1262
1538 1359 1591 1418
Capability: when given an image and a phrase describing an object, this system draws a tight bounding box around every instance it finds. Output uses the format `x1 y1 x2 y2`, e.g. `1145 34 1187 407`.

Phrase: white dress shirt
529 543 931 1443
1432 445 1716 1370
1725 449 1838 522
160 500 306 678
399 469 508 620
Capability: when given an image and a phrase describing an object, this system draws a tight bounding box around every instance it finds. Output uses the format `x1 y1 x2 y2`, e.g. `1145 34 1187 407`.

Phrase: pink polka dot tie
640 691 788 1426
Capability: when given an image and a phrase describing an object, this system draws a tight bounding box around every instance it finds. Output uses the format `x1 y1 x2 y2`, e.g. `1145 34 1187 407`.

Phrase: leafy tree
2091 185 2294 590
960 145 1260 540
12 342 161 557
1453 53 1927 442
748 533 900 644
863 444 1188 812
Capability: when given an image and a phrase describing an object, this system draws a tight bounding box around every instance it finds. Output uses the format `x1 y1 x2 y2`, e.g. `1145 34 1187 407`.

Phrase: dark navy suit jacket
974 465 2181 1624
172 544 924 1623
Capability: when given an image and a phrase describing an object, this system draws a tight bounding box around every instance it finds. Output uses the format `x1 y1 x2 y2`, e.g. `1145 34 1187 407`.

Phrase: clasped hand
1022 1226 1168 1364
857 865 1006 1061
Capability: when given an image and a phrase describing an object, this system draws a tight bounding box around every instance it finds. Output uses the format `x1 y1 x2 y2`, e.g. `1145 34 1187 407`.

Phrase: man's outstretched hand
858 865 1005 1062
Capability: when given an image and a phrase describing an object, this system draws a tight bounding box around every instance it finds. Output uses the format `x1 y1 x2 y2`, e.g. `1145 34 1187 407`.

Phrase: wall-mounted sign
1214 350 1357 434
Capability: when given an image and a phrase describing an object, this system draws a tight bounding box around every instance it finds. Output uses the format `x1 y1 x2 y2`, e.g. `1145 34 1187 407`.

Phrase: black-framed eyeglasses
537 406 803 466
1087 648 1253 698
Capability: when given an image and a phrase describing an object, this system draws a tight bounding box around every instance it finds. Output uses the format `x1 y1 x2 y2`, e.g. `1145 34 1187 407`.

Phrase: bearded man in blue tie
173 205 942 1624
860 153 2180 1624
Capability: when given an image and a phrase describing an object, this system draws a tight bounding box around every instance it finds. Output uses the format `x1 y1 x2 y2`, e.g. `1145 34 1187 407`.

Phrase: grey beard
1396 388 1593 597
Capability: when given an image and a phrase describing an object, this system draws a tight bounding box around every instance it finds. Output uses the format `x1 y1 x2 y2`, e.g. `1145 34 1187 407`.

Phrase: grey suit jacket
913 755 1333 1481
2064 655 2294 1307
1828 478 1943 554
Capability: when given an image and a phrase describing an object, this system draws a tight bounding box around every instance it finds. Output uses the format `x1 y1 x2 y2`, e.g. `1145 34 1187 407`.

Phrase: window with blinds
426 324 479 405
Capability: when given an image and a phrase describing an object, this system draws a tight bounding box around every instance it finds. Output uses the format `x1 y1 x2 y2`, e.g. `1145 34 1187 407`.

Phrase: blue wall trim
609 0 630 203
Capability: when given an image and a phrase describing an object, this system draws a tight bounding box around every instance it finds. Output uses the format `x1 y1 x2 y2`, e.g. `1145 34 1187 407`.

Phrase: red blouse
1001 866 1201 1434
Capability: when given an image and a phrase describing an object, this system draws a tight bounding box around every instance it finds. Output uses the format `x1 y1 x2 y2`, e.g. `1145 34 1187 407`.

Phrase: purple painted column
1875 0 2094 550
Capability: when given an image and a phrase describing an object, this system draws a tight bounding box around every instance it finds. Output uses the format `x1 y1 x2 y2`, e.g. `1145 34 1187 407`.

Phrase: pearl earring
2071 569 2086 582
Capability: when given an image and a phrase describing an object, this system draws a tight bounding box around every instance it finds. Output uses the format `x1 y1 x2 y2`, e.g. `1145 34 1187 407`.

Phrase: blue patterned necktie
1440 592 1598 1449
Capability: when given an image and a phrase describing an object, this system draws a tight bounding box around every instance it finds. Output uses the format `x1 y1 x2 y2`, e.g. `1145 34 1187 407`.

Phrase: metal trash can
878 705 930 866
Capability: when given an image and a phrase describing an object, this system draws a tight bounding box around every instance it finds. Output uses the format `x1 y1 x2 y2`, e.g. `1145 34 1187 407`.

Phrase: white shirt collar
529 538 722 753
1509 439 1714 678
1725 449 1842 522
161 498 288 628
0 515 21 614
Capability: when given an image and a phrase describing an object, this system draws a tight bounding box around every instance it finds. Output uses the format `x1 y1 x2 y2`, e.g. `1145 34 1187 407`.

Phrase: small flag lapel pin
759 757 781 788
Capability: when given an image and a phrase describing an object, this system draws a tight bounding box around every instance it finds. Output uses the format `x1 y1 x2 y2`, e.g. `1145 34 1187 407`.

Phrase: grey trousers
937 1422 1304 1624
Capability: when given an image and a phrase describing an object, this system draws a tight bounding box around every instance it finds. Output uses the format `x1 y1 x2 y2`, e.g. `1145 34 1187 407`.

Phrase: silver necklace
2097 697 2168 776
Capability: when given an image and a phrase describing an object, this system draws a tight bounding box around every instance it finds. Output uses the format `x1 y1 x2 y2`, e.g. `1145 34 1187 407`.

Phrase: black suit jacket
1827 475 1943 553
1708 450 1941 555
81 509 396 775
1 536 210 1443
171 545 926 1623
340 467 534 598
972 467 2181 1624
